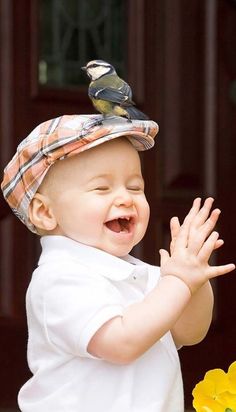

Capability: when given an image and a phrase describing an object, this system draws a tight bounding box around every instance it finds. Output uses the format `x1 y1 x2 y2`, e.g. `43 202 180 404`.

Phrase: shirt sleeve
43 267 124 359
146 264 161 293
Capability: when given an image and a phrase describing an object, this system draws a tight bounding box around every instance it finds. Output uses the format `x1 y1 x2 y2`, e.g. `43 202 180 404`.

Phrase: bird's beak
81 66 87 72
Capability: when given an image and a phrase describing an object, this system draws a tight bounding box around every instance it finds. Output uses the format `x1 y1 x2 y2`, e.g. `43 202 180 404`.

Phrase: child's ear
28 193 57 231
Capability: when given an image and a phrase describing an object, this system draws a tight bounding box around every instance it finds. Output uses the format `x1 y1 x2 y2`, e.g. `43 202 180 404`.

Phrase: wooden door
142 1 236 408
0 1 235 409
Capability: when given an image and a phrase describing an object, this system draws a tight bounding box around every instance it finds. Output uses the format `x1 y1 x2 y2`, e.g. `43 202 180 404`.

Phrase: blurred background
0 1 235 410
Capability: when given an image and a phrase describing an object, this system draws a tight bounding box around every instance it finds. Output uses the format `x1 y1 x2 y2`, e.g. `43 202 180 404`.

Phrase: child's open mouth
105 217 134 233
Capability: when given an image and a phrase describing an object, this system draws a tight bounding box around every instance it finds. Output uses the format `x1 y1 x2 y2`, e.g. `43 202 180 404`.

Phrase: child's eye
94 186 109 191
128 186 143 192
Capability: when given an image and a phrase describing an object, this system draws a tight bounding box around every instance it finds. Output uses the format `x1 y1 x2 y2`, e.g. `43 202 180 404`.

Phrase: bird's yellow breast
91 98 128 117
91 99 113 114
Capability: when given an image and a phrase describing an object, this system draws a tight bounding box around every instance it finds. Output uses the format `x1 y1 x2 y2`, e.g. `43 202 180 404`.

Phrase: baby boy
1 114 235 412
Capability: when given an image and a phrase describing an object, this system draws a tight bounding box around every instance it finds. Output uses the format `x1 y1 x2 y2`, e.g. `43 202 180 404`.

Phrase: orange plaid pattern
1 114 158 233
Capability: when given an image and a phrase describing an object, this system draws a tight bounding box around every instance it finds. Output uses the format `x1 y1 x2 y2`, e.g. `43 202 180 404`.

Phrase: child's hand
159 198 235 294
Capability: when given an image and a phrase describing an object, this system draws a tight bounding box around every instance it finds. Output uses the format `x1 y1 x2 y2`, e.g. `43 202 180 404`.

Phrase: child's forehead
59 137 139 167
43 138 142 186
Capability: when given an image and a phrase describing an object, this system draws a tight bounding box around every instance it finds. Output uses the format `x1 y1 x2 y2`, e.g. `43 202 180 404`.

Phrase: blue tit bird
81 60 149 121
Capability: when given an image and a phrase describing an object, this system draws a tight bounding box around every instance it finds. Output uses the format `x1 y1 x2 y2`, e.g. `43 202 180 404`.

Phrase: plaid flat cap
1 114 159 233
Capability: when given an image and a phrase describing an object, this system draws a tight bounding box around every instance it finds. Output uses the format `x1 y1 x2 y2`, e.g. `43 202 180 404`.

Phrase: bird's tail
125 106 149 120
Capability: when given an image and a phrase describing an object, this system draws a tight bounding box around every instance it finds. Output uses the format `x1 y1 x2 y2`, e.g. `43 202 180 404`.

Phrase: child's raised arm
162 197 235 346
88 198 235 364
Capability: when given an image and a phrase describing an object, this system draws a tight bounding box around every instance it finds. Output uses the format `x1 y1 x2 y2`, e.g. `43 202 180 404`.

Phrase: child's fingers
170 217 180 254
190 197 214 229
214 239 224 250
170 216 180 238
159 249 170 267
175 198 201 249
200 208 221 238
208 263 235 279
182 198 202 226
196 208 221 242
188 208 221 254
198 232 228 262
197 231 219 262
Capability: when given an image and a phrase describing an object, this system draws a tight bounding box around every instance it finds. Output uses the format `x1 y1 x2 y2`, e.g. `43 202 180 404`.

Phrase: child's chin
104 245 134 258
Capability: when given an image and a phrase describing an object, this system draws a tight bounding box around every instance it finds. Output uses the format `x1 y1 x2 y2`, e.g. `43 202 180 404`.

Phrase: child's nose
114 188 133 207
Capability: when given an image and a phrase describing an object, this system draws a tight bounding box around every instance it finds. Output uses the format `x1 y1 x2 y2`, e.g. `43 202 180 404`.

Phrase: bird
81 59 149 121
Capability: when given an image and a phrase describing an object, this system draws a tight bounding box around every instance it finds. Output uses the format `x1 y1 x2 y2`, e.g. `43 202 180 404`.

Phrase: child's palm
160 198 235 294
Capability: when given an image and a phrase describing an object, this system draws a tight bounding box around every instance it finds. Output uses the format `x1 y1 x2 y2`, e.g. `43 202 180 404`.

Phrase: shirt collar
39 236 148 281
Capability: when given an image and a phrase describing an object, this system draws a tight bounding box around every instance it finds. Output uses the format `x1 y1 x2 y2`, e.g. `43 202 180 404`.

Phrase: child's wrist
160 274 193 296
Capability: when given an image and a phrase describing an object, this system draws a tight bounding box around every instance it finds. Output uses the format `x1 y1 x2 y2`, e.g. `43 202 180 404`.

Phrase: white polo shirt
18 236 184 412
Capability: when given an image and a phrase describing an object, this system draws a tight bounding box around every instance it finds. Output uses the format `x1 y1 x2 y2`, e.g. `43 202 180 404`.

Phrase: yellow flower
192 369 230 412
192 362 236 412
219 391 236 410
228 362 236 394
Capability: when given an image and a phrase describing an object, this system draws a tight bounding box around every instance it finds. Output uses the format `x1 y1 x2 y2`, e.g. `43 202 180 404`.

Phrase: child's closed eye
127 185 144 192
94 186 110 191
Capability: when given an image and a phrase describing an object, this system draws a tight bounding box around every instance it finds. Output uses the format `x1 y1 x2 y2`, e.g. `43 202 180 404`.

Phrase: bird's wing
89 77 133 105
88 87 128 104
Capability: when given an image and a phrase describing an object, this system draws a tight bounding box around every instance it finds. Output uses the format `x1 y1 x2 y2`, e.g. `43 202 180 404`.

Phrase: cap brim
64 115 158 157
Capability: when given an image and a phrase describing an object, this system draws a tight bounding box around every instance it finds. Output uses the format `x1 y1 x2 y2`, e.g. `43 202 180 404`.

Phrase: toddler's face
41 138 150 257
